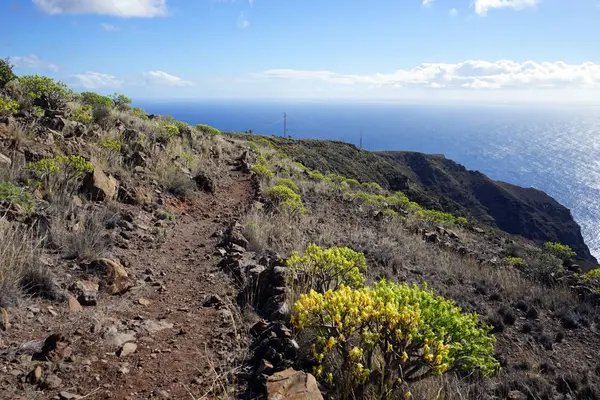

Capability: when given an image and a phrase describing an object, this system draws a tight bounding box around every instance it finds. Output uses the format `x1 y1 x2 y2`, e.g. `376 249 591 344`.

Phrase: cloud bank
10 54 59 72
258 60 600 91
72 72 122 89
143 71 193 86
474 0 542 16
32 0 167 18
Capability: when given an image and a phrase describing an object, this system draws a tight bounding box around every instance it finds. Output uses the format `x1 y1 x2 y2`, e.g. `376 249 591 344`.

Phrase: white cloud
449 8 458 16
72 72 122 89
237 12 249 28
143 70 193 86
101 23 120 31
257 60 600 91
422 0 434 7
9 54 59 72
32 0 167 18
474 0 542 16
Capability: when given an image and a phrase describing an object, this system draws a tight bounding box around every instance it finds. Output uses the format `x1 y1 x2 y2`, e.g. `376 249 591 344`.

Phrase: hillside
2 64 600 400
239 135 595 263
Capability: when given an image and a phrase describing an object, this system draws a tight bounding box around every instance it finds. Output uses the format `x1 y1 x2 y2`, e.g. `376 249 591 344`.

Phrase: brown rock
41 374 63 389
67 295 83 312
0 152 11 167
69 281 98 306
81 168 118 201
89 258 132 295
59 391 82 400
117 342 137 358
138 298 151 306
267 368 323 400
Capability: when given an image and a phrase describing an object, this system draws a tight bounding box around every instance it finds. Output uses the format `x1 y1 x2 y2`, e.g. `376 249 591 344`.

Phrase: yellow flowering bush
251 163 274 179
292 281 499 399
263 184 306 216
276 178 299 193
287 243 367 293
0 97 19 116
580 268 600 293
544 241 576 261
25 155 93 194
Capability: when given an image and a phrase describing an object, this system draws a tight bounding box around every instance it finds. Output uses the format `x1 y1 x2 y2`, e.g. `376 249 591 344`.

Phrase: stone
140 319 173 334
267 368 323 400
105 332 136 348
138 298 151 306
423 232 438 243
59 391 83 399
128 151 148 168
0 152 11 167
69 281 99 306
507 390 528 400
81 168 118 201
89 258 132 295
67 295 83 312
41 374 63 389
117 342 137 358
194 172 215 193
28 365 42 384
257 359 274 375
203 294 224 308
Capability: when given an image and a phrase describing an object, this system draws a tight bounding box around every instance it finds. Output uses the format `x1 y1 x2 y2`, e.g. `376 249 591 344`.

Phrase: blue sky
2 0 599 102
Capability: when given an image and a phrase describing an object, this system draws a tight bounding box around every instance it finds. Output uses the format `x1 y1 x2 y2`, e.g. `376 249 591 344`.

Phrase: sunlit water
138 100 600 258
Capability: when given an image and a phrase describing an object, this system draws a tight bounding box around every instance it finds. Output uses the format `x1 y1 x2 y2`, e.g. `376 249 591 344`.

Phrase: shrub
580 269 600 293
0 97 19 117
0 58 16 88
80 92 113 109
544 241 576 261
109 93 131 110
18 75 74 110
196 124 221 136
156 209 176 221
292 281 499 399
98 138 122 152
0 182 35 213
276 178 299 193
161 125 180 141
52 209 112 261
174 120 189 134
264 184 306 216
131 106 149 119
361 182 383 192
522 250 564 284
415 209 458 225
71 104 93 124
504 256 525 266
382 208 399 217
252 138 274 148
251 164 274 180
25 155 93 194
287 243 367 293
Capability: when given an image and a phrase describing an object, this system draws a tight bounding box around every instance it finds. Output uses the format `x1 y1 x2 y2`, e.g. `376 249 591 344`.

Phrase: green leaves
251 163 274 179
264 184 306 216
0 97 19 117
18 75 74 110
0 58 16 88
544 241 576 260
0 182 35 213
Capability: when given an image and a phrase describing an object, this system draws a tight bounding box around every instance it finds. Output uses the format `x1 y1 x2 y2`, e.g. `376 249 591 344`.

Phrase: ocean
136 100 600 259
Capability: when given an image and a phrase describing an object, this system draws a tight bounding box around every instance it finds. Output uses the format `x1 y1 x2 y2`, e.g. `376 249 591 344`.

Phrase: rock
41 374 63 389
128 151 148 168
194 172 215 193
0 152 11 167
258 359 274 375
67 294 83 312
88 258 132 295
0 307 9 331
140 319 173 334
203 294 224 308
69 281 98 306
28 365 42 384
105 332 137 348
267 368 323 400
250 320 269 337
423 232 438 243
507 390 528 400
59 391 83 400
117 342 137 358
81 168 118 201
138 298 151 306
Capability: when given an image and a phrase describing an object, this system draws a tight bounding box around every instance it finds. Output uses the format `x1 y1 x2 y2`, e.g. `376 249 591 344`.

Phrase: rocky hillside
2 62 600 400
244 135 595 263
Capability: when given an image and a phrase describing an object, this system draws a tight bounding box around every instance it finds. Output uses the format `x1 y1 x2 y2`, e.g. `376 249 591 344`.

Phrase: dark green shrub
109 93 131 110
0 182 35 213
544 241 576 261
0 58 16 88
18 75 75 110
80 92 113 109
196 124 221 136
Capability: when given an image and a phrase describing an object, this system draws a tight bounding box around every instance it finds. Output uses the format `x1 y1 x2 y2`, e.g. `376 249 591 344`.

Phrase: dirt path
0 164 255 400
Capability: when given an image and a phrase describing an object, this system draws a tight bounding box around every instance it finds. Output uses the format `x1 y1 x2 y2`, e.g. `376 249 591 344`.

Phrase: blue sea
137 100 600 259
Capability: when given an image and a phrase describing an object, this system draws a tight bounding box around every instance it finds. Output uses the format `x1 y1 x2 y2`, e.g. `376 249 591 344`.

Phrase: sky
1 0 599 103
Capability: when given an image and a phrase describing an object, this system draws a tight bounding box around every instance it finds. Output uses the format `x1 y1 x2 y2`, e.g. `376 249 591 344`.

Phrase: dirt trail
0 163 255 400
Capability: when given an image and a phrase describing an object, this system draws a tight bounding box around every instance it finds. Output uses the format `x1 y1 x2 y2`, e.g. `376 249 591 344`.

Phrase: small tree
80 92 113 109
18 75 74 110
109 93 131 110
0 58 16 88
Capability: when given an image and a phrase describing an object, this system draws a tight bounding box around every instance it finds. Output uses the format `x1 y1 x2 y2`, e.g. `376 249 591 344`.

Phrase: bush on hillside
80 92 113 109
0 58 16 88
544 241 576 261
109 93 131 110
264 184 306 216
131 106 149 119
0 182 35 213
251 163 274 180
25 155 93 195
196 124 221 136
71 104 94 124
276 178 299 193
18 75 75 110
291 281 499 399
287 243 367 293
0 97 19 117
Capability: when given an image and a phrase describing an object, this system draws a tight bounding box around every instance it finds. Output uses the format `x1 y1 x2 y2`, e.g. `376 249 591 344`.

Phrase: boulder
69 280 98 306
81 169 118 201
194 172 215 193
88 258 132 295
267 368 323 400
128 151 148 168
0 152 11 167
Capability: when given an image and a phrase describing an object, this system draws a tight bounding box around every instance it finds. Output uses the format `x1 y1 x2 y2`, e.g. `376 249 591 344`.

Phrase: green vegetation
71 104 94 124
25 155 93 193
109 93 131 110
161 125 180 140
275 178 299 193
0 58 16 88
80 92 113 109
287 244 367 293
544 241 576 260
98 138 122 152
196 124 221 136
0 182 35 213
131 106 149 119
292 281 498 399
251 163 274 179
504 256 525 266
174 120 189 134
580 268 600 293
18 75 74 110
155 209 176 221
0 97 19 116
264 184 306 216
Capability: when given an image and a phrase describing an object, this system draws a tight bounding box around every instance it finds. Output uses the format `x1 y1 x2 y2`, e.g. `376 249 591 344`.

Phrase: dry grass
0 219 54 307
